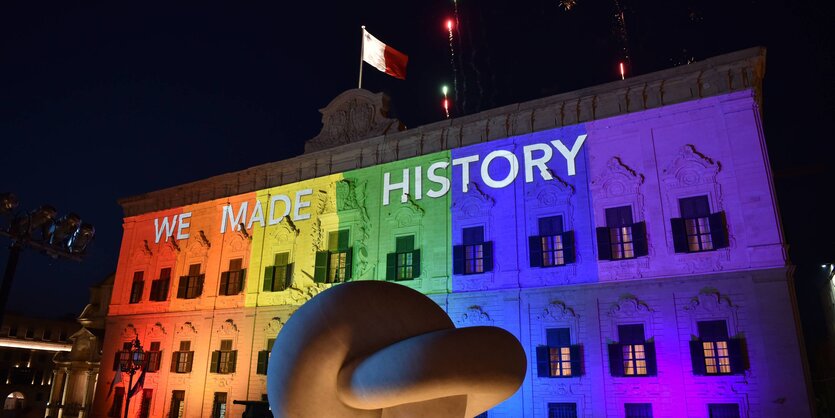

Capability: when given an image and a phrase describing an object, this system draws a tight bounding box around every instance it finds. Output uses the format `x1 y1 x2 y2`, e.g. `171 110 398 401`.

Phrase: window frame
129 271 145 304
218 258 246 296
150 268 172 302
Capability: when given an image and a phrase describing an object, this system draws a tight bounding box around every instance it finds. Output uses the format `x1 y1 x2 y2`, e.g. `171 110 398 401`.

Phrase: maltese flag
362 28 408 80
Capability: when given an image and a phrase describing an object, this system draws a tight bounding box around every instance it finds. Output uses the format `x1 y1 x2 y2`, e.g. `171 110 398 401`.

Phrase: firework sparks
442 85 450 118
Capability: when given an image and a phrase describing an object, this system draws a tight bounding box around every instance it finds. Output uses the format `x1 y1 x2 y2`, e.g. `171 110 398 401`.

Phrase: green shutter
535 346 550 377
452 245 465 274
263 266 275 292
412 249 420 278
482 242 493 272
284 262 294 290
608 343 624 376
314 251 329 283
690 340 707 375
386 253 397 280
210 351 219 373
338 230 350 251
345 247 353 280
596 227 612 260
569 344 583 376
529 236 543 267
670 218 689 253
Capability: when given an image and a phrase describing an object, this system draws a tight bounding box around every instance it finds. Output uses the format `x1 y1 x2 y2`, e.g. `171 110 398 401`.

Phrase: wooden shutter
608 343 624 376
113 352 121 371
185 352 193 372
386 253 397 280
263 266 275 292
170 353 178 372
256 351 268 375
150 280 160 301
229 351 237 373
645 342 657 376
670 218 689 253
210 351 220 373
631 221 648 257
196 274 205 296
709 211 729 249
452 245 465 274
569 345 583 376
562 231 576 264
728 339 747 374
177 277 187 299
690 340 707 375
314 251 329 283
535 346 550 377
284 263 294 290
596 227 611 260
412 249 421 278
483 242 494 272
345 247 354 280
529 236 542 267
237 269 246 293
219 272 230 295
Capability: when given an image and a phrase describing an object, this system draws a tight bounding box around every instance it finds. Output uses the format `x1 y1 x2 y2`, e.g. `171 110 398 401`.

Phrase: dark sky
0 0 833 318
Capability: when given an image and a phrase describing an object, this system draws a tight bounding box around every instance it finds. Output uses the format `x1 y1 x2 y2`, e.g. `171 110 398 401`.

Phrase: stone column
47 368 67 418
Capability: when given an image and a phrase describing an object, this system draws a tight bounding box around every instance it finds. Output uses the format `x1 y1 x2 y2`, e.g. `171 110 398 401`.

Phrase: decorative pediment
265 317 287 338
268 218 301 243
305 89 403 153
215 319 239 337
335 178 369 211
607 296 653 319
455 306 494 327
537 301 578 322
175 322 197 338
120 324 138 340
452 182 495 219
160 239 180 255
525 174 574 207
591 157 644 198
683 289 737 315
389 203 425 228
662 144 720 188
226 231 249 250
148 323 167 339
186 234 209 258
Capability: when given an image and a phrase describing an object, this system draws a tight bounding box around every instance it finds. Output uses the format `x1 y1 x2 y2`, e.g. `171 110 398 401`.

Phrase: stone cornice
119 47 766 217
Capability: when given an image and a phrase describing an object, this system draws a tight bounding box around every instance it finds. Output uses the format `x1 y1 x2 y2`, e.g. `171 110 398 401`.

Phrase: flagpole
358 25 365 89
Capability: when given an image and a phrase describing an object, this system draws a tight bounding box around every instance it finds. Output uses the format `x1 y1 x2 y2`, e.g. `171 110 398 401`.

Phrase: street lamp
120 337 145 418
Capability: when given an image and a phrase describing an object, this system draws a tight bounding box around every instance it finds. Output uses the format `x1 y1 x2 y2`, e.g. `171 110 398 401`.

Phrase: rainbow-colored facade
91 48 811 418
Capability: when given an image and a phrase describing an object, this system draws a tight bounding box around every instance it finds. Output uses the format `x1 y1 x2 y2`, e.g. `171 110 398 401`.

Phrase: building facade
92 47 811 418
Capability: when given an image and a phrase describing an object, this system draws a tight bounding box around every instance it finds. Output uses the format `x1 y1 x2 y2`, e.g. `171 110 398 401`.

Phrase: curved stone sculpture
267 281 526 418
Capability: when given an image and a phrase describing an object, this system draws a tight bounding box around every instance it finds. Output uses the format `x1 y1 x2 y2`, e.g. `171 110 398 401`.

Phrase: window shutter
670 218 689 253
210 351 220 373
412 249 420 278
136 281 145 301
563 231 576 264
709 211 729 249
219 272 230 295
386 253 397 280
150 280 159 301
314 251 329 283
197 274 205 296
728 339 747 374
529 236 543 267
177 277 187 299
596 227 612 260
608 343 624 377
345 247 354 280
185 352 193 372
113 352 121 371
230 350 237 373
452 245 465 274
569 345 583 376
284 263 294 290
645 342 657 376
535 346 550 377
238 269 246 292
632 222 648 257
483 241 494 272
256 351 268 375
170 353 178 372
263 266 275 292
690 340 707 375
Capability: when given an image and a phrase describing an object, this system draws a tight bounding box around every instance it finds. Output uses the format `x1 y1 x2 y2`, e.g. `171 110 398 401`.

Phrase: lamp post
120 337 145 418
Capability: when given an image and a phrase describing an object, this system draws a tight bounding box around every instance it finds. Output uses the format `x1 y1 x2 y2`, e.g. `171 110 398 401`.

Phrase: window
453 226 493 275
264 253 293 292
150 268 172 301
177 264 204 299
113 341 133 371
536 328 582 378
314 230 352 283
169 390 185 418
547 402 577 418
24 328 34 339
210 340 237 374
170 341 193 374
690 320 746 375
671 195 729 253
530 216 575 267
708 403 740 418
42 329 51 341
146 342 162 373
608 324 656 377
58 330 66 341
212 392 227 418
219 258 246 296
109 387 125 417
130 271 145 303
256 339 275 375
386 236 421 281
10 367 33 384
9 326 17 338
139 389 153 418
596 206 648 260
625 403 653 418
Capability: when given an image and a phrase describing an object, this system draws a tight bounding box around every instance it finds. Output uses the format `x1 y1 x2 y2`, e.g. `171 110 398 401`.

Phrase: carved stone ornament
175 322 197 338
451 182 495 219
161 238 180 255
455 306 494 327
121 324 138 340
662 144 721 189
537 301 578 322
607 296 653 319
524 173 574 208
265 317 287 338
148 322 167 339
683 289 737 316
591 157 645 198
267 218 301 244
216 319 239 337
305 89 404 153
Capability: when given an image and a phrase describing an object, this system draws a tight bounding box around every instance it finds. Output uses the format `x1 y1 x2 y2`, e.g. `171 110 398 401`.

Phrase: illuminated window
150 268 172 301
530 216 576 268
625 403 653 418
210 340 237 374
139 389 153 418
146 342 162 373
690 320 746 376
547 402 577 418
212 392 227 418
129 271 145 304
608 324 656 377
386 236 421 281
536 328 581 378
177 264 204 299
256 339 275 375
171 341 193 374
708 403 740 418
109 387 124 417
113 341 133 371
671 196 729 253
597 206 648 260
314 230 352 283
264 253 293 292
453 226 493 275
219 258 245 296
169 390 185 418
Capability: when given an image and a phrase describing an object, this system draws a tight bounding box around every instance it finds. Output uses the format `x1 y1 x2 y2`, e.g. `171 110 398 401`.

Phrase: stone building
91 47 811 417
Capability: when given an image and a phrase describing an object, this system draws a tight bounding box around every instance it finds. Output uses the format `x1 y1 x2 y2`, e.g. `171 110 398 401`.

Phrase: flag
128 369 146 398
106 371 122 400
362 28 408 80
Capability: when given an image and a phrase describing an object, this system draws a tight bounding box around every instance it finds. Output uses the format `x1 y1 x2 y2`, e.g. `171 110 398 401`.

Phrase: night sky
0 0 832 319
